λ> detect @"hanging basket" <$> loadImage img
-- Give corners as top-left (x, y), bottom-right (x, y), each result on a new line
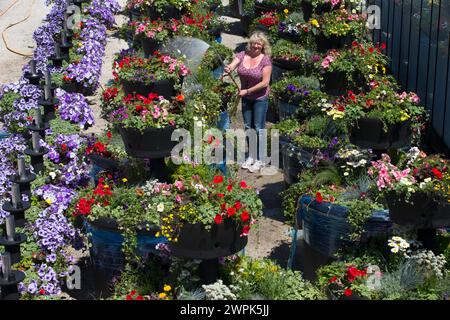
top-left (349, 118), bottom-right (412, 150)
top-left (169, 219), bottom-right (247, 260)
top-left (281, 144), bottom-right (314, 186)
top-left (119, 126), bottom-right (176, 158)
top-left (386, 192), bottom-right (450, 228)
top-left (121, 78), bottom-right (177, 100)
top-left (88, 154), bottom-right (120, 172)
top-left (299, 195), bottom-right (392, 257)
top-left (315, 34), bottom-right (353, 53)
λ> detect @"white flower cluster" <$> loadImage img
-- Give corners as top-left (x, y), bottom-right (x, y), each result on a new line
top-left (407, 250), bottom-right (447, 279)
top-left (335, 147), bottom-right (370, 176)
top-left (202, 280), bottom-right (237, 300)
top-left (387, 236), bottom-right (410, 254)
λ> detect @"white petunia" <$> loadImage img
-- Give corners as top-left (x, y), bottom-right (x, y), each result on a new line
top-left (157, 203), bottom-right (165, 212)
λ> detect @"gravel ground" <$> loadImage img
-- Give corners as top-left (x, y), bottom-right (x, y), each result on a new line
top-left (0, 0), bottom-right (295, 299)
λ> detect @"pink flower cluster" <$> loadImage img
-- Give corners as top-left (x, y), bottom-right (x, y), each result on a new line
top-left (368, 154), bottom-right (415, 191)
top-left (321, 50), bottom-right (340, 69)
top-left (397, 91), bottom-right (420, 104)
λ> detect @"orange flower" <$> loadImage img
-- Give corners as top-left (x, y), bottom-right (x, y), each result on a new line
top-left (176, 94), bottom-right (184, 102)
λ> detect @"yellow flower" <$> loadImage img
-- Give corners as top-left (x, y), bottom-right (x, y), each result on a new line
top-left (163, 285), bottom-right (171, 292)
top-left (400, 110), bottom-right (410, 121)
top-left (155, 232), bottom-right (160, 237)
top-left (310, 19), bottom-right (319, 28)
top-left (122, 178), bottom-right (128, 183)
top-left (159, 293), bottom-right (167, 299)
top-left (284, 8), bottom-right (289, 14)
top-left (45, 199), bottom-right (52, 205)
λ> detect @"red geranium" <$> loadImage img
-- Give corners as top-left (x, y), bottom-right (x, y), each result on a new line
top-left (214, 214), bottom-right (223, 224)
top-left (432, 167), bottom-right (443, 180)
top-left (234, 201), bottom-right (242, 210)
top-left (241, 211), bottom-right (249, 222)
top-left (213, 175), bottom-right (224, 184)
top-left (240, 180), bottom-right (247, 188)
top-left (315, 192), bottom-right (323, 203)
top-left (344, 288), bottom-right (353, 297)
top-left (227, 207), bottom-right (236, 217)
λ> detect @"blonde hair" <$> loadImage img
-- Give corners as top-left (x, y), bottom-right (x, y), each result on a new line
top-left (246, 31), bottom-right (272, 58)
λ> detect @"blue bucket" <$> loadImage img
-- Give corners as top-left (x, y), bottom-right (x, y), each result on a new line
top-left (299, 195), bottom-right (392, 257)
top-left (0, 131), bottom-right (10, 140)
top-left (85, 219), bottom-right (167, 275)
top-left (212, 65), bottom-right (224, 79)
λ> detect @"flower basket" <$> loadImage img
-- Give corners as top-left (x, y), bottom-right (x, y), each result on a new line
top-left (85, 217), bottom-right (166, 287)
top-left (140, 38), bottom-right (160, 58)
top-left (61, 81), bottom-right (95, 96)
top-left (349, 117), bottom-right (412, 150)
top-left (299, 195), bottom-right (392, 257)
top-left (169, 219), bottom-right (248, 259)
top-left (119, 126), bottom-right (176, 158)
top-left (315, 34), bottom-right (353, 53)
top-left (277, 98), bottom-right (302, 121)
top-left (121, 78), bottom-right (177, 99)
top-left (146, 4), bottom-right (185, 21)
top-left (273, 58), bottom-right (302, 71)
top-left (386, 192), bottom-right (450, 228)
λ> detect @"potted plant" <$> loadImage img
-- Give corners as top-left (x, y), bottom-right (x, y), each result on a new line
top-left (271, 75), bottom-right (322, 120)
top-left (70, 178), bottom-right (168, 278)
top-left (322, 79), bottom-right (426, 150)
top-left (250, 11), bottom-right (280, 36)
top-left (368, 150), bottom-right (450, 228)
top-left (315, 41), bottom-right (389, 95)
top-left (277, 11), bottom-right (314, 45)
top-left (114, 52), bottom-right (190, 98)
top-left (317, 260), bottom-right (374, 300)
top-left (101, 86), bottom-right (186, 158)
top-left (132, 18), bottom-right (170, 57)
top-left (145, 0), bottom-right (191, 20)
top-left (157, 174), bottom-right (263, 259)
top-left (272, 39), bottom-right (313, 71)
top-left (309, 8), bottom-right (366, 53)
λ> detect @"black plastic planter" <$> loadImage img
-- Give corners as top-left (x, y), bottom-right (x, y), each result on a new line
top-left (316, 34), bottom-right (352, 53)
top-left (229, 0), bottom-right (245, 18)
top-left (61, 81), bottom-right (95, 96)
top-left (349, 118), bottom-right (412, 150)
top-left (121, 78), bottom-right (177, 99)
top-left (278, 31), bottom-right (303, 43)
top-left (240, 15), bottom-right (252, 36)
top-left (169, 219), bottom-right (247, 260)
top-left (281, 144), bottom-right (313, 186)
top-left (277, 98), bottom-right (301, 121)
top-left (321, 70), bottom-right (349, 96)
top-left (273, 58), bottom-right (302, 71)
top-left (386, 192), bottom-right (450, 228)
top-left (119, 126), bottom-right (176, 159)
top-left (128, 8), bottom-right (143, 21)
top-left (146, 4), bottom-right (184, 21)
top-left (140, 38), bottom-right (160, 58)
top-left (88, 154), bottom-right (120, 172)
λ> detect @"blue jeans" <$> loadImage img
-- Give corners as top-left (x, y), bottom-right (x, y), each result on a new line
top-left (242, 97), bottom-right (268, 160)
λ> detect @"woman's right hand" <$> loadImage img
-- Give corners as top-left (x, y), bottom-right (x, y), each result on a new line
top-left (224, 65), bottom-right (231, 74)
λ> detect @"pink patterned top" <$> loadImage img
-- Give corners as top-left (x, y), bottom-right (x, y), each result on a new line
top-left (236, 51), bottom-right (272, 101)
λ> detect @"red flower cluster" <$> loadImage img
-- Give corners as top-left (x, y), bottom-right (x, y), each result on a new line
top-left (86, 141), bottom-right (112, 158)
top-left (126, 290), bottom-right (144, 300)
top-left (72, 178), bottom-right (113, 217)
top-left (103, 87), bottom-right (119, 102)
top-left (258, 12), bottom-right (279, 27)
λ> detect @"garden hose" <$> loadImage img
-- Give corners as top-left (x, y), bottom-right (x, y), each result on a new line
top-left (0, 0), bottom-right (19, 17)
top-left (2, 0), bottom-right (37, 57)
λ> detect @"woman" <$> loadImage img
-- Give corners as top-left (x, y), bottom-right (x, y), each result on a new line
top-left (224, 31), bottom-right (273, 173)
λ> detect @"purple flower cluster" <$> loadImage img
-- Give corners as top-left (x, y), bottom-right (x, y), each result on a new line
top-left (56, 89), bottom-right (95, 128)
top-left (0, 135), bottom-right (27, 220)
top-left (87, 0), bottom-right (121, 29)
top-left (286, 84), bottom-right (311, 97)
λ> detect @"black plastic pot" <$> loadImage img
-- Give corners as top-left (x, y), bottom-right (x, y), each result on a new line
top-left (277, 98), bottom-right (301, 121)
top-left (146, 4), bottom-right (184, 21)
top-left (282, 144), bottom-right (313, 186)
top-left (240, 15), bottom-right (252, 36)
top-left (140, 38), bottom-right (160, 58)
top-left (300, 1), bottom-right (313, 21)
top-left (273, 58), bottom-right (302, 71)
top-left (315, 34), bottom-right (353, 53)
top-left (321, 71), bottom-right (349, 96)
top-left (128, 8), bottom-right (143, 21)
top-left (169, 219), bottom-right (248, 260)
top-left (121, 78), bottom-right (177, 99)
top-left (119, 126), bottom-right (176, 158)
top-left (61, 81), bottom-right (95, 96)
top-left (254, 23), bottom-right (269, 33)
top-left (349, 118), bottom-right (412, 150)
top-left (229, 0), bottom-right (245, 18)
top-left (278, 31), bottom-right (303, 43)
top-left (254, 3), bottom-right (280, 16)
top-left (386, 192), bottom-right (450, 228)
top-left (88, 154), bottom-right (120, 171)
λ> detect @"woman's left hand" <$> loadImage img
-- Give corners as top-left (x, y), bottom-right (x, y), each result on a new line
top-left (238, 89), bottom-right (248, 97)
